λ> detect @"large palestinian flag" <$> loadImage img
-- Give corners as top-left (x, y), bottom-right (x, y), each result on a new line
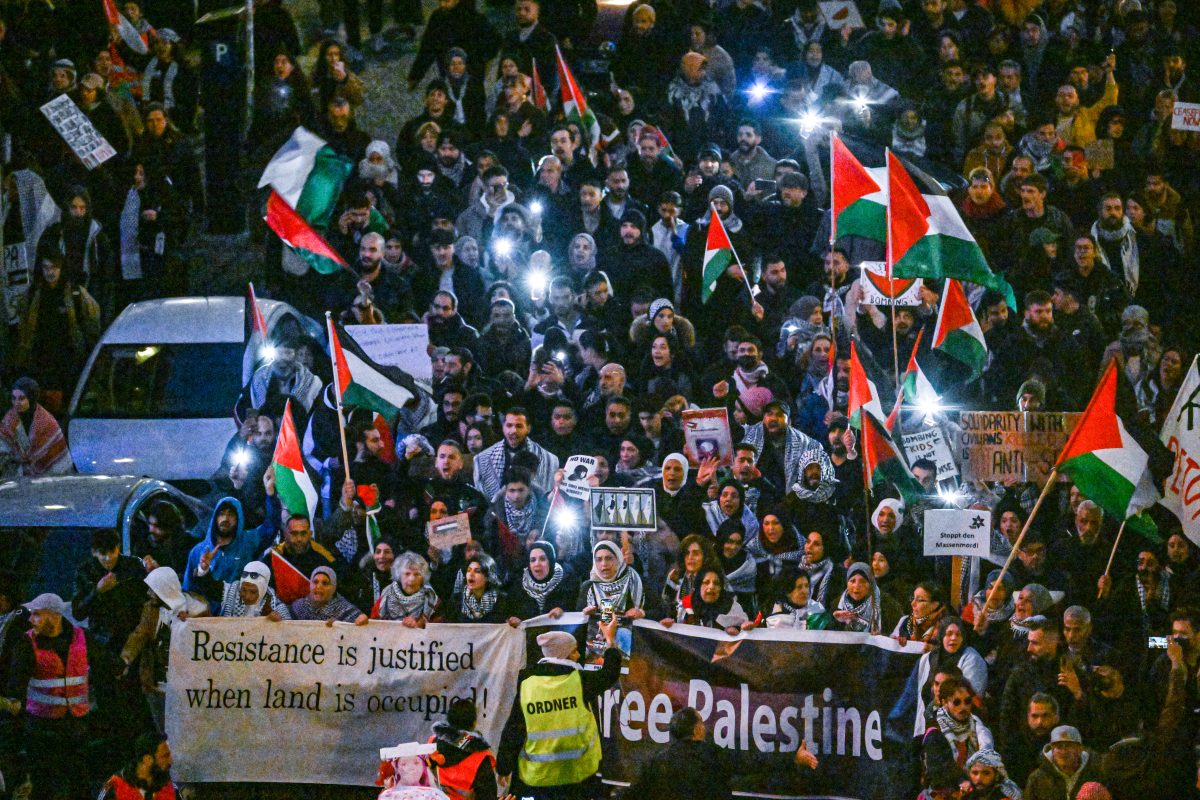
top-left (831, 134), bottom-right (887, 243)
top-left (931, 278), bottom-right (988, 379)
top-left (861, 410), bottom-right (924, 504)
top-left (1056, 361), bottom-right (1160, 539)
top-left (258, 127), bottom-right (353, 274)
top-left (848, 341), bottom-right (885, 430)
top-left (886, 151), bottom-right (1016, 308)
top-left (273, 400), bottom-right (318, 523)
top-left (329, 320), bottom-right (426, 422)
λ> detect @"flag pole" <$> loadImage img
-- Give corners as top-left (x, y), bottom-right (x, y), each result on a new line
top-left (712, 203), bottom-right (757, 306)
top-left (983, 469), bottom-right (1058, 610)
top-left (1097, 518), bottom-right (1128, 599)
top-left (829, 130), bottom-right (836, 248)
top-left (884, 148), bottom-right (901, 398)
top-left (325, 312), bottom-right (353, 486)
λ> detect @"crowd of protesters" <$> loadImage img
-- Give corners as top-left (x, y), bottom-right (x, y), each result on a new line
top-left (2, 0), bottom-right (1200, 797)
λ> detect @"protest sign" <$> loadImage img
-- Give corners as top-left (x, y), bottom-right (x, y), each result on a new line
top-left (956, 411), bottom-right (1078, 484)
top-left (2, 243), bottom-right (30, 325)
top-left (1161, 356), bottom-right (1200, 546)
top-left (819, 0), bottom-right (865, 29)
top-left (346, 324), bottom-right (433, 382)
top-left (426, 512), bottom-right (472, 549)
top-left (599, 622), bottom-right (922, 799)
top-left (166, 618), bottom-right (523, 785)
top-left (39, 94), bottom-right (117, 169)
top-left (923, 509), bottom-right (992, 557)
top-left (561, 454), bottom-right (598, 500)
top-left (681, 408), bottom-right (733, 466)
top-left (589, 487), bottom-right (657, 532)
top-left (1172, 101), bottom-right (1200, 132)
top-left (901, 426), bottom-right (958, 480)
top-left (858, 261), bottom-right (923, 306)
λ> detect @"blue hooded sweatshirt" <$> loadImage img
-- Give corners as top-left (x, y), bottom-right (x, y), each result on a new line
top-left (184, 497), bottom-right (274, 603)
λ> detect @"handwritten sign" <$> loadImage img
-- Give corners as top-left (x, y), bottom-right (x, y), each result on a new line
top-left (345, 324), bottom-right (432, 382)
top-left (561, 454), bottom-right (597, 500)
top-left (1172, 101), bottom-right (1200, 132)
top-left (681, 408), bottom-right (733, 467)
top-left (425, 512), bottom-right (471, 549)
top-left (858, 261), bottom-right (923, 306)
top-left (1161, 356), bottom-right (1200, 545)
top-left (39, 94), bottom-right (116, 169)
top-left (956, 411), bottom-right (1079, 484)
top-left (923, 509), bottom-right (991, 557)
top-left (819, 0), bottom-right (865, 30)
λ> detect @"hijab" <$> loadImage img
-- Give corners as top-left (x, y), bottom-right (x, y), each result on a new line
top-left (872, 498), bottom-right (905, 534)
top-left (232, 561), bottom-right (272, 617)
top-left (661, 452), bottom-right (689, 496)
top-left (838, 562), bottom-right (882, 634)
top-left (522, 540), bottom-right (566, 613)
top-left (569, 233), bottom-right (597, 273)
top-left (716, 518), bottom-right (749, 573)
top-left (972, 568), bottom-right (1016, 624)
top-left (586, 540), bottom-right (644, 611)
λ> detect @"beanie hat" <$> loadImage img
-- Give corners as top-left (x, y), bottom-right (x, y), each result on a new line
top-left (708, 184), bottom-right (734, 206)
top-left (648, 298), bottom-right (674, 321)
top-left (739, 386), bottom-right (774, 418)
top-left (620, 208), bottom-right (647, 231)
top-left (536, 631), bottom-right (577, 660)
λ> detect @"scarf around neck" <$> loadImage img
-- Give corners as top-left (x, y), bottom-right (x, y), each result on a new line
top-left (1091, 218), bottom-right (1139, 294)
top-left (522, 563), bottom-right (565, 612)
top-left (460, 587), bottom-right (498, 619)
top-left (379, 582), bottom-right (439, 620)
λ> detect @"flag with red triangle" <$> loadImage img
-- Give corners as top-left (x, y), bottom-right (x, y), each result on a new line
top-left (1055, 362), bottom-right (1159, 539)
top-left (270, 550), bottom-right (311, 604)
top-left (644, 124), bottom-right (678, 165)
top-left (886, 150), bottom-right (1015, 308)
top-left (701, 206), bottom-right (738, 303)
top-left (242, 282), bottom-right (270, 386)
top-left (848, 341), bottom-right (885, 430)
top-left (818, 333), bottom-right (837, 410)
top-left (831, 134), bottom-right (886, 243)
top-left (272, 400), bottom-right (319, 523)
top-left (555, 47), bottom-right (602, 161)
top-left (861, 411), bottom-right (924, 504)
top-left (885, 330), bottom-right (941, 430)
top-left (931, 278), bottom-right (988, 379)
top-left (264, 189), bottom-right (348, 275)
top-left (103, 0), bottom-right (150, 54)
top-left (329, 319), bottom-right (423, 421)
top-left (531, 58), bottom-right (549, 112)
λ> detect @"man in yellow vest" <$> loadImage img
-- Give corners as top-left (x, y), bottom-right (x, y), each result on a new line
top-left (497, 616), bottom-right (620, 799)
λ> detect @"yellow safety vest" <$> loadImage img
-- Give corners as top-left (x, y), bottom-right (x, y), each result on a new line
top-left (517, 670), bottom-right (601, 787)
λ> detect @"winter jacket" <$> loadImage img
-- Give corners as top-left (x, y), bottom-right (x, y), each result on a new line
top-left (1023, 747), bottom-right (1102, 800)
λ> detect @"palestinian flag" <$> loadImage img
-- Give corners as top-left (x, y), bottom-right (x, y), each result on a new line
top-left (270, 551), bottom-right (311, 604)
top-left (329, 320), bottom-right (425, 422)
top-left (886, 151), bottom-right (1016, 308)
top-left (931, 278), bottom-right (988, 380)
top-left (555, 47), bottom-right (601, 159)
top-left (103, 0), bottom-right (150, 54)
top-left (242, 282), bottom-right (269, 386)
top-left (848, 341), bottom-right (885, 430)
top-left (644, 124), bottom-right (678, 165)
top-left (258, 127), bottom-right (354, 274)
top-left (273, 400), bottom-right (319, 523)
top-left (1055, 362), bottom-right (1160, 539)
top-left (831, 134), bottom-right (886, 243)
top-left (701, 206), bottom-right (737, 303)
top-left (861, 411), bottom-right (924, 504)
top-left (886, 330), bottom-right (940, 430)
top-left (531, 59), bottom-right (549, 112)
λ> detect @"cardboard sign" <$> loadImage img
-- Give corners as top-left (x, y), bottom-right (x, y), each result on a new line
top-left (589, 487), bottom-right (657, 532)
top-left (39, 94), bottom-right (117, 169)
top-left (1161, 356), bottom-right (1200, 545)
top-left (956, 411), bottom-right (1079, 484)
top-left (425, 512), bottom-right (471, 549)
top-left (681, 408), bottom-right (733, 467)
top-left (819, 0), bottom-right (865, 30)
top-left (923, 509), bottom-right (992, 557)
top-left (345, 324), bottom-right (432, 382)
top-left (561, 455), bottom-right (598, 500)
top-left (902, 426), bottom-right (959, 480)
top-left (1172, 101), bottom-right (1200, 132)
top-left (858, 261), bottom-right (923, 306)
top-left (2, 243), bottom-right (30, 325)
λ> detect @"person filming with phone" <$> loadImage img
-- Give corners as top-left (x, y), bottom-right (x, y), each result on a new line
top-left (496, 616), bottom-right (621, 799)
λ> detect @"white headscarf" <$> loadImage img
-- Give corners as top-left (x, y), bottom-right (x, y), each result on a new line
top-left (238, 561), bottom-right (272, 616)
top-left (146, 566), bottom-right (208, 628)
top-left (871, 498), bottom-right (905, 533)
top-left (662, 453), bottom-right (689, 495)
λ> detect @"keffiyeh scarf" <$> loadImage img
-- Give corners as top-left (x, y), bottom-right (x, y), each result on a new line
top-left (521, 564), bottom-right (565, 613)
top-left (460, 588), bottom-right (498, 620)
top-left (378, 583), bottom-right (439, 621)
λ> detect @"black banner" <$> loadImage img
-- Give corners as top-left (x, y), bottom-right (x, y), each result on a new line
top-left (593, 622), bottom-right (923, 799)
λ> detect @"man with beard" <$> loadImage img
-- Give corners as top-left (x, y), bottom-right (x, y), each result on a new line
top-left (1048, 147), bottom-right (1099, 228)
top-left (419, 230), bottom-right (487, 327)
top-left (729, 120), bottom-right (777, 187)
top-left (99, 733), bottom-right (176, 800)
top-left (238, 334), bottom-right (323, 423)
top-left (752, 254), bottom-right (801, 348)
top-left (39, 187), bottom-right (114, 310)
top-left (534, 277), bottom-right (590, 344)
top-left (998, 620), bottom-right (1080, 760)
top-left (473, 408), bottom-right (560, 499)
top-left (184, 497), bottom-right (273, 605)
top-left (998, 174), bottom-right (1073, 274)
top-left (426, 287), bottom-right (482, 353)
top-left (1001, 693), bottom-right (1061, 786)
top-left (434, 130), bottom-right (471, 192)
top-left (1052, 54), bottom-right (1117, 148)
top-left (263, 513), bottom-right (341, 587)
top-left (824, 413), bottom-right (862, 516)
top-left (739, 401), bottom-right (833, 502)
top-left (1054, 235), bottom-right (1129, 335)
top-left (327, 190), bottom-right (387, 266)
top-left (590, 396), bottom-right (636, 465)
top-left (627, 131), bottom-right (682, 209)
top-left (804, 248), bottom-right (857, 322)
top-left (475, 298), bottom-right (532, 379)
top-left (330, 232), bottom-right (413, 321)
top-left (602, 210), bottom-right (672, 301)
top-left (404, 440), bottom-right (488, 538)
top-left (728, 442), bottom-right (782, 515)
top-left (749, 173), bottom-right (823, 285)
top-left (600, 164), bottom-right (646, 232)
top-left (988, 290), bottom-right (1083, 409)
top-left (421, 385), bottom-right (466, 445)
top-left (1099, 548), bottom-right (1175, 643)
top-left (549, 124), bottom-right (596, 195)
top-left (316, 96), bottom-right (371, 162)
top-left (1091, 192), bottom-right (1142, 302)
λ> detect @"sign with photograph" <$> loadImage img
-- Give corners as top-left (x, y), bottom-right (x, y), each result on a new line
top-left (589, 487), bottom-right (657, 532)
top-left (39, 94), bottom-right (117, 169)
top-left (561, 454), bottom-right (598, 500)
top-left (426, 512), bottom-right (472, 549)
top-left (681, 408), bottom-right (733, 467)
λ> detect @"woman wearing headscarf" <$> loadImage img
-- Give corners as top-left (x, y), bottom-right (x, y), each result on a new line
top-left (446, 552), bottom-right (507, 623)
top-left (871, 538), bottom-right (910, 610)
top-left (661, 567), bottom-right (751, 635)
top-left (0, 378), bottom-right (72, 478)
top-left (892, 581), bottom-right (949, 646)
top-left (964, 569), bottom-right (1016, 666)
top-left (716, 519), bottom-right (757, 611)
top-left (506, 540), bottom-right (578, 622)
top-left (869, 498), bottom-right (917, 576)
top-left (800, 528), bottom-right (844, 610)
top-left (764, 566), bottom-right (833, 630)
top-left (481, 467), bottom-right (549, 584)
top-left (356, 141), bottom-right (403, 226)
top-left (578, 540), bottom-right (646, 618)
top-left (834, 562), bottom-right (901, 634)
top-left (662, 534), bottom-right (721, 620)
top-left (376, 551), bottom-right (440, 626)
top-left (703, 480), bottom-right (760, 539)
top-left (656, 452), bottom-right (705, 537)
top-left (567, 232), bottom-right (597, 277)
top-left (749, 507), bottom-right (806, 605)
top-left (289, 566), bottom-right (368, 624)
top-left (347, 537), bottom-right (400, 615)
top-left (611, 434), bottom-right (659, 487)
top-left (219, 561), bottom-right (291, 619)
top-left (913, 616), bottom-right (988, 736)
top-left (962, 748), bottom-right (1022, 800)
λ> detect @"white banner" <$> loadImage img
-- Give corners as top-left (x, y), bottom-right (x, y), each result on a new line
top-left (858, 261), bottom-right (923, 306)
top-left (346, 324), bottom-right (433, 382)
top-left (1171, 101), bottom-right (1200, 132)
top-left (1161, 355), bottom-right (1200, 546)
top-left (165, 618), bottom-right (523, 785)
top-left (923, 509), bottom-right (991, 557)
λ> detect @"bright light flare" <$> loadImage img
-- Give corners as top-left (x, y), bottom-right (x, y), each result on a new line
top-left (232, 448), bottom-right (251, 468)
top-left (526, 268), bottom-right (549, 294)
top-left (552, 507), bottom-right (578, 530)
top-left (798, 110), bottom-right (826, 136)
top-left (260, 344), bottom-right (278, 362)
top-left (915, 398), bottom-right (945, 419)
top-left (529, 200), bottom-right (544, 216)
top-left (493, 237), bottom-right (514, 258)
top-left (746, 82), bottom-right (772, 105)
top-left (936, 484), bottom-right (966, 506)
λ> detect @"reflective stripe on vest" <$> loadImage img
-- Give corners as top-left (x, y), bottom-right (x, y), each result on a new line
top-left (517, 671), bottom-right (601, 787)
top-left (432, 748), bottom-right (496, 800)
top-left (25, 626), bottom-right (90, 719)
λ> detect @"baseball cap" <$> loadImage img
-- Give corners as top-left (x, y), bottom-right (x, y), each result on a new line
top-left (24, 593), bottom-right (68, 616)
top-left (1049, 725), bottom-right (1082, 745)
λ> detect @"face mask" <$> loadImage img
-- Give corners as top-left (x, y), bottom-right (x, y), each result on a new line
top-left (736, 355), bottom-right (758, 370)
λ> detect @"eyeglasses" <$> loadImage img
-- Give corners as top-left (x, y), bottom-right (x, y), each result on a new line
top-left (947, 697), bottom-right (971, 707)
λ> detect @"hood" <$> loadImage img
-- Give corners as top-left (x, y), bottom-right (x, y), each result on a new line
top-left (206, 495), bottom-right (246, 546)
top-left (1040, 744), bottom-right (1090, 779)
top-left (146, 566), bottom-right (188, 615)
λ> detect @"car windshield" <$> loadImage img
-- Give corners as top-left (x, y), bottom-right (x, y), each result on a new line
top-left (75, 343), bottom-right (243, 419)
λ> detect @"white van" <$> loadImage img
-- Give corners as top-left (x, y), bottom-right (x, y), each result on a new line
top-left (67, 296), bottom-right (323, 486)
